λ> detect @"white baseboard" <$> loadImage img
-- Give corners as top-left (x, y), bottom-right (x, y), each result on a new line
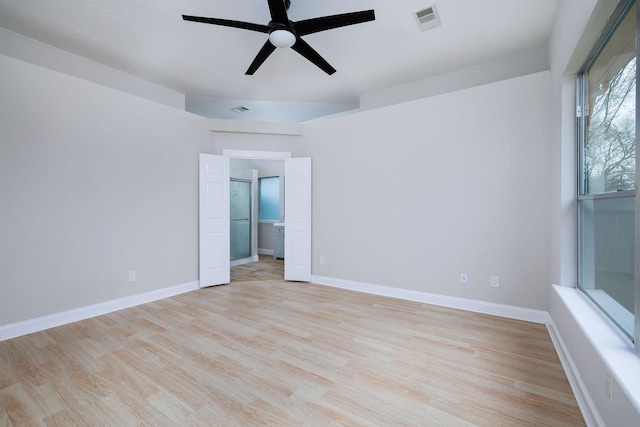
top-left (258, 248), bottom-right (274, 256)
top-left (230, 255), bottom-right (259, 267)
top-left (311, 275), bottom-right (550, 324)
top-left (546, 317), bottom-right (602, 427)
top-left (0, 280), bottom-right (200, 341)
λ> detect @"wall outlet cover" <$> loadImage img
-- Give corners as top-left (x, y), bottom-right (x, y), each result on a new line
top-left (491, 276), bottom-right (500, 288)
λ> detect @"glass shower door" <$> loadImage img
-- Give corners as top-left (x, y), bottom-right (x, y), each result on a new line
top-left (230, 179), bottom-right (251, 260)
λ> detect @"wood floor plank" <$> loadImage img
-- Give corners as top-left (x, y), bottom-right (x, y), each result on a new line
top-left (0, 259), bottom-right (585, 426)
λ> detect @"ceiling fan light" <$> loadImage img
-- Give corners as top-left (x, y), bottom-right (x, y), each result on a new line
top-left (269, 30), bottom-right (296, 48)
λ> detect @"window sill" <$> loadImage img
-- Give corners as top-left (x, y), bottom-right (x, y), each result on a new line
top-left (583, 288), bottom-right (634, 337)
top-left (552, 284), bottom-right (640, 415)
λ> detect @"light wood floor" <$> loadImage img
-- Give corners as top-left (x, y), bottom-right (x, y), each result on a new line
top-left (0, 277), bottom-right (585, 426)
top-left (231, 256), bottom-right (284, 282)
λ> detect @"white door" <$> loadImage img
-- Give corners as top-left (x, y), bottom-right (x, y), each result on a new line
top-left (284, 157), bottom-right (312, 282)
top-left (199, 154), bottom-right (230, 287)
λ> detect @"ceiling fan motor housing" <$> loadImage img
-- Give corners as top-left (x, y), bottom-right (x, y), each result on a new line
top-left (269, 21), bottom-right (294, 34)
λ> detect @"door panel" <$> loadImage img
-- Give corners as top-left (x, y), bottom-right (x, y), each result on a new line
top-left (199, 154), bottom-right (230, 287)
top-left (284, 158), bottom-right (311, 282)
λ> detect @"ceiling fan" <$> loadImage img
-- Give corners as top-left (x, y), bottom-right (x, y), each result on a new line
top-left (182, 0), bottom-right (375, 75)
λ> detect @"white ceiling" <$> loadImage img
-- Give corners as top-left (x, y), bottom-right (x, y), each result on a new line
top-left (0, 0), bottom-right (560, 121)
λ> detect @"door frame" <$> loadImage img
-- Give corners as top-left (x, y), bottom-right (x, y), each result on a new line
top-left (223, 149), bottom-right (311, 281)
top-left (223, 150), bottom-right (292, 161)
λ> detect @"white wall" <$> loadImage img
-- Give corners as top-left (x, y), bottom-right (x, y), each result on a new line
top-left (361, 49), bottom-right (549, 111)
top-left (306, 71), bottom-right (552, 311)
top-left (0, 28), bottom-right (185, 110)
top-left (210, 132), bottom-right (311, 157)
top-left (0, 53), bottom-right (214, 326)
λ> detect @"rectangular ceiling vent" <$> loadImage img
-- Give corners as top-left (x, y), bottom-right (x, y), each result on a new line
top-left (231, 105), bottom-right (250, 113)
top-left (414, 4), bottom-right (441, 31)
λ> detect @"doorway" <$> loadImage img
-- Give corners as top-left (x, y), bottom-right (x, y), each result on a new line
top-left (230, 158), bottom-right (284, 281)
top-left (199, 151), bottom-right (311, 288)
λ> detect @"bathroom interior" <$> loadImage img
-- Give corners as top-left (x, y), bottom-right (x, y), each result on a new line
top-left (230, 158), bottom-right (285, 279)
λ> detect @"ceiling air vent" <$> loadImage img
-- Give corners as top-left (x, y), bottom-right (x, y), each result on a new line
top-left (231, 105), bottom-right (250, 113)
top-left (414, 4), bottom-right (441, 31)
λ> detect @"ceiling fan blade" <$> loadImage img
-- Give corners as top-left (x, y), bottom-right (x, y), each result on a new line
top-left (246, 41), bottom-right (277, 75)
top-left (267, 0), bottom-right (289, 23)
top-left (182, 15), bottom-right (269, 33)
top-left (291, 38), bottom-right (336, 75)
top-left (295, 10), bottom-right (375, 36)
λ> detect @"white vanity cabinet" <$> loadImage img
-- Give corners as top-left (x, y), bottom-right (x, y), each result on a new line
top-left (273, 223), bottom-right (284, 259)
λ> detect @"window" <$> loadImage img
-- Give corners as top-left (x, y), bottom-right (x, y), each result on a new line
top-left (577, 0), bottom-right (638, 348)
top-left (259, 177), bottom-right (280, 221)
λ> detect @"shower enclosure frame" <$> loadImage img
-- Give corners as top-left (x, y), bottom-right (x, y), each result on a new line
top-left (230, 169), bottom-right (259, 267)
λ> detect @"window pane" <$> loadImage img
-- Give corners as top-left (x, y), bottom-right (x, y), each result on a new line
top-left (578, 196), bottom-right (636, 337)
top-left (578, 1), bottom-right (637, 346)
top-left (259, 177), bottom-right (279, 221)
top-left (583, 6), bottom-right (636, 195)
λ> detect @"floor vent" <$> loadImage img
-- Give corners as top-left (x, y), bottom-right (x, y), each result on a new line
top-left (414, 4), bottom-right (441, 31)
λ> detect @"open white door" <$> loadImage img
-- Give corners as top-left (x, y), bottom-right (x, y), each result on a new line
top-left (199, 154), bottom-right (230, 287)
top-left (284, 157), bottom-right (312, 282)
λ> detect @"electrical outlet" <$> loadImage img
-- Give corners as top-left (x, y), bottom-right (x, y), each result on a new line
top-left (319, 256), bottom-right (325, 265)
top-left (460, 273), bottom-right (468, 284)
top-left (128, 270), bottom-right (136, 282)
top-left (491, 275), bottom-right (500, 288)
